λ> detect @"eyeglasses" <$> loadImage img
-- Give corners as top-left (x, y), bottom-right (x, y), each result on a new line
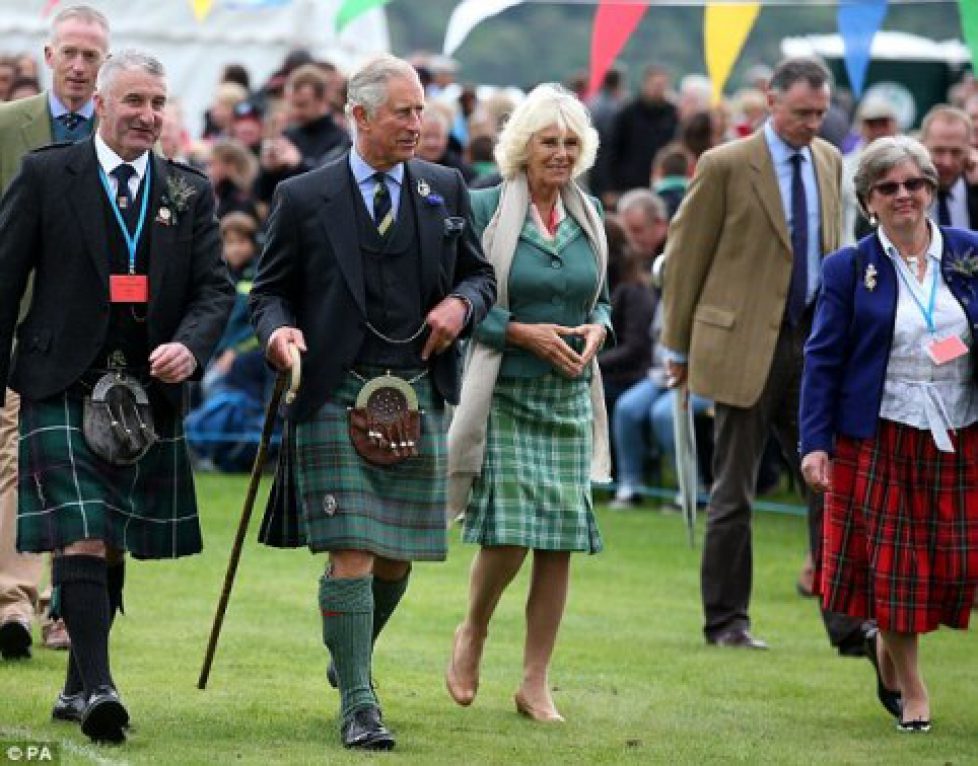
top-left (872, 177), bottom-right (931, 196)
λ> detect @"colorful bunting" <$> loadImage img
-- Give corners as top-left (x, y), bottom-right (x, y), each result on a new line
top-left (837, 0), bottom-right (888, 98)
top-left (336, 0), bottom-right (393, 33)
top-left (588, 1), bottom-right (650, 97)
top-left (959, 0), bottom-right (978, 66)
top-left (41, 0), bottom-right (61, 16)
top-left (443, 0), bottom-right (525, 56)
top-left (704, 2), bottom-right (760, 103)
top-left (188, 0), bottom-right (215, 22)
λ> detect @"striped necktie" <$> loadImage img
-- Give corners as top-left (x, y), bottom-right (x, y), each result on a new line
top-left (372, 172), bottom-right (393, 236)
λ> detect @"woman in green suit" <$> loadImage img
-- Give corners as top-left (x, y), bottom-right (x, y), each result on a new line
top-left (446, 84), bottom-right (612, 722)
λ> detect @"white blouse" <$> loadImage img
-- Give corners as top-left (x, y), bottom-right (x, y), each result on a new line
top-left (878, 222), bottom-right (978, 451)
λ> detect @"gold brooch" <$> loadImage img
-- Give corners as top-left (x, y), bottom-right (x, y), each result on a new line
top-left (864, 263), bottom-right (877, 291)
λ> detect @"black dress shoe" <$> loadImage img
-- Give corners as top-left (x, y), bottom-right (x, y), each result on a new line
top-left (81, 685), bottom-right (129, 743)
top-left (0, 620), bottom-right (32, 660)
top-left (52, 690), bottom-right (87, 722)
top-left (707, 628), bottom-right (769, 650)
top-left (864, 628), bottom-right (902, 719)
top-left (341, 705), bottom-right (395, 751)
top-left (896, 718), bottom-right (932, 733)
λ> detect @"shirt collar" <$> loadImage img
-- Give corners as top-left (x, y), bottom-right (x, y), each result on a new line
top-left (763, 119), bottom-right (812, 165)
top-left (877, 217), bottom-right (944, 264)
top-left (349, 145), bottom-right (404, 188)
top-left (94, 133), bottom-right (150, 182)
top-left (48, 90), bottom-right (96, 121)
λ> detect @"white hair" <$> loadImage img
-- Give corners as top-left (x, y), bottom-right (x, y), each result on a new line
top-left (494, 83), bottom-right (598, 180)
top-left (96, 49), bottom-right (166, 96)
top-left (345, 54), bottom-right (419, 120)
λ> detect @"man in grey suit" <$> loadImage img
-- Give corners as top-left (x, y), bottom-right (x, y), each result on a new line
top-left (0, 4), bottom-right (109, 661)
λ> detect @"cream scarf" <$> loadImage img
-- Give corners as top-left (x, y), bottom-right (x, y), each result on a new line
top-left (446, 173), bottom-right (612, 515)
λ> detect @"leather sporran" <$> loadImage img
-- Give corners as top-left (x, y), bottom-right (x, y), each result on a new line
top-left (348, 373), bottom-right (421, 466)
top-left (82, 373), bottom-right (158, 466)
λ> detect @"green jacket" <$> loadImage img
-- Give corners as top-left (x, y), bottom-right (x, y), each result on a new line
top-left (469, 185), bottom-right (613, 377)
top-left (0, 92), bottom-right (53, 196)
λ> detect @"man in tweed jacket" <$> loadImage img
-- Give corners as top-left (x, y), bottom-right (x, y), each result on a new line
top-left (250, 54), bottom-right (495, 751)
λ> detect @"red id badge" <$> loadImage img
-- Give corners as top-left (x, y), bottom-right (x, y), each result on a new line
top-left (925, 334), bottom-right (969, 365)
top-left (109, 274), bottom-right (149, 303)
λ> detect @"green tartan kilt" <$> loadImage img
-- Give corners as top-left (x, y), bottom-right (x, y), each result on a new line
top-left (17, 393), bottom-right (201, 559)
top-left (294, 369), bottom-right (448, 561)
top-left (463, 373), bottom-right (603, 553)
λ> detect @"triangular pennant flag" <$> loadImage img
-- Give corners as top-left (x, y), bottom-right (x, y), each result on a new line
top-left (336, 0), bottom-right (393, 33)
top-left (588, 1), bottom-right (650, 98)
top-left (837, 0), bottom-right (889, 99)
top-left (443, 0), bottom-right (525, 57)
top-left (704, 2), bottom-right (761, 104)
top-left (189, 0), bottom-right (215, 22)
top-left (958, 0), bottom-right (978, 67)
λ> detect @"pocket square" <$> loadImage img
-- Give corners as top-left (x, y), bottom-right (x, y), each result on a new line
top-left (444, 216), bottom-right (465, 236)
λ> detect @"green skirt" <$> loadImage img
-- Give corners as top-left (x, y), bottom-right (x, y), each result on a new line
top-left (294, 369), bottom-right (448, 561)
top-left (17, 393), bottom-right (201, 559)
top-left (463, 373), bottom-right (603, 553)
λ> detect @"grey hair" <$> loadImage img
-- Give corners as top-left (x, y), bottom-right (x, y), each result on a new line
top-left (617, 188), bottom-right (667, 223)
top-left (345, 54), bottom-right (419, 120)
top-left (769, 57), bottom-right (831, 95)
top-left (50, 4), bottom-right (109, 43)
top-left (920, 104), bottom-right (974, 144)
top-left (854, 136), bottom-right (938, 215)
top-left (494, 83), bottom-right (599, 180)
top-left (96, 49), bottom-right (166, 96)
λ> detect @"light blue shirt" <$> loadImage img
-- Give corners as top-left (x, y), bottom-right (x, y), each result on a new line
top-left (763, 120), bottom-right (821, 305)
top-left (48, 91), bottom-right (96, 121)
top-left (349, 146), bottom-right (404, 223)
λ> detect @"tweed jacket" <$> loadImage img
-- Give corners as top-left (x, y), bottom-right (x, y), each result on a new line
top-left (0, 139), bottom-right (235, 410)
top-left (0, 92), bottom-right (53, 195)
top-left (800, 227), bottom-right (978, 457)
top-left (661, 128), bottom-right (842, 408)
top-left (249, 151), bottom-right (497, 421)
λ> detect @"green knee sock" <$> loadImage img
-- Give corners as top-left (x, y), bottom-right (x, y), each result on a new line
top-left (372, 568), bottom-right (410, 645)
top-left (320, 575), bottom-right (376, 718)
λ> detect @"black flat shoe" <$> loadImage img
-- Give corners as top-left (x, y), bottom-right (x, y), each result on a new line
top-left (0, 620), bottom-right (32, 660)
top-left (864, 628), bottom-right (902, 719)
top-left (341, 705), bottom-right (394, 751)
top-left (896, 718), bottom-right (932, 733)
top-left (51, 690), bottom-right (87, 722)
top-left (81, 685), bottom-right (129, 743)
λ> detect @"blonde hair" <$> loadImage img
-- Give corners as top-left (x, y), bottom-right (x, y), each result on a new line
top-left (494, 83), bottom-right (598, 180)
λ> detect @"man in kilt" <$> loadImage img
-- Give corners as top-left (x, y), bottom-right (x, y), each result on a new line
top-left (249, 54), bottom-right (495, 751)
top-left (0, 50), bottom-right (233, 742)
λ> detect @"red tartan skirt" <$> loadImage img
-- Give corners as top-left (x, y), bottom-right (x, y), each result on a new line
top-left (816, 419), bottom-right (978, 633)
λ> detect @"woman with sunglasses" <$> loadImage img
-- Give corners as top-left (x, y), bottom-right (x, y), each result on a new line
top-left (800, 135), bottom-right (978, 734)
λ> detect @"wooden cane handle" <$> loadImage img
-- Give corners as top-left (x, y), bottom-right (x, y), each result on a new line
top-left (285, 344), bottom-right (301, 405)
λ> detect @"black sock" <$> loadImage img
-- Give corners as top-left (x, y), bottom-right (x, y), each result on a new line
top-left (63, 561), bottom-right (125, 695)
top-left (372, 568), bottom-right (410, 644)
top-left (53, 556), bottom-right (112, 695)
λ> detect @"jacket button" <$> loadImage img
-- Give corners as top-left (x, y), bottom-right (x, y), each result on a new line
top-left (551, 259), bottom-right (562, 269)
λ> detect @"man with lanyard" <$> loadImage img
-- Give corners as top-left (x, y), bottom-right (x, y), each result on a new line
top-left (0, 49), bottom-right (233, 743)
top-left (250, 54), bottom-right (495, 751)
top-left (0, 4), bottom-right (109, 661)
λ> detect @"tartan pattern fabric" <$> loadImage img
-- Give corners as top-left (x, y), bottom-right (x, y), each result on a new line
top-left (17, 393), bottom-right (201, 559)
top-left (293, 369), bottom-right (448, 561)
top-left (818, 419), bottom-right (978, 632)
top-left (463, 373), bottom-right (603, 553)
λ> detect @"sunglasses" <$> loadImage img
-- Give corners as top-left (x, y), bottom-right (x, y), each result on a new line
top-left (872, 177), bottom-right (931, 196)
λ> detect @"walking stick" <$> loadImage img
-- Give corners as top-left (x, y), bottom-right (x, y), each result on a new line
top-left (198, 345), bottom-right (300, 690)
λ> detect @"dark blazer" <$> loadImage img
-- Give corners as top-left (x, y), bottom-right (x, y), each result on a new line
top-left (800, 226), bottom-right (978, 457)
top-left (249, 152), bottom-right (496, 421)
top-left (0, 139), bottom-right (235, 409)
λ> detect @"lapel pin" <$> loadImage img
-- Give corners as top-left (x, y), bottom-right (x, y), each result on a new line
top-left (864, 263), bottom-right (877, 291)
top-left (156, 207), bottom-right (172, 225)
top-left (417, 179), bottom-right (430, 198)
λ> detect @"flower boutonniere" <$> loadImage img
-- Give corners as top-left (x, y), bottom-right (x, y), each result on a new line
top-left (948, 247), bottom-right (978, 279)
top-left (417, 178), bottom-right (443, 207)
top-left (863, 263), bottom-right (878, 291)
top-left (158, 173), bottom-right (197, 225)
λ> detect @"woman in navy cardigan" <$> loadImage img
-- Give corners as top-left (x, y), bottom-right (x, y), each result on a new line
top-left (800, 136), bottom-right (978, 734)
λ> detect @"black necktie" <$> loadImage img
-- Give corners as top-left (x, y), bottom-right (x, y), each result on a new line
top-left (58, 112), bottom-right (84, 132)
top-left (372, 172), bottom-right (393, 236)
top-left (111, 164), bottom-right (138, 235)
top-left (937, 190), bottom-right (952, 227)
top-left (787, 153), bottom-right (809, 326)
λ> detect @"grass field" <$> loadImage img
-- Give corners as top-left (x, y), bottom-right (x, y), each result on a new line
top-left (1, 474), bottom-right (975, 765)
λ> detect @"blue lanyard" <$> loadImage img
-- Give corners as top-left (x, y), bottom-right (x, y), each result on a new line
top-left (895, 255), bottom-right (939, 334)
top-left (98, 162), bottom-right (151, 275)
